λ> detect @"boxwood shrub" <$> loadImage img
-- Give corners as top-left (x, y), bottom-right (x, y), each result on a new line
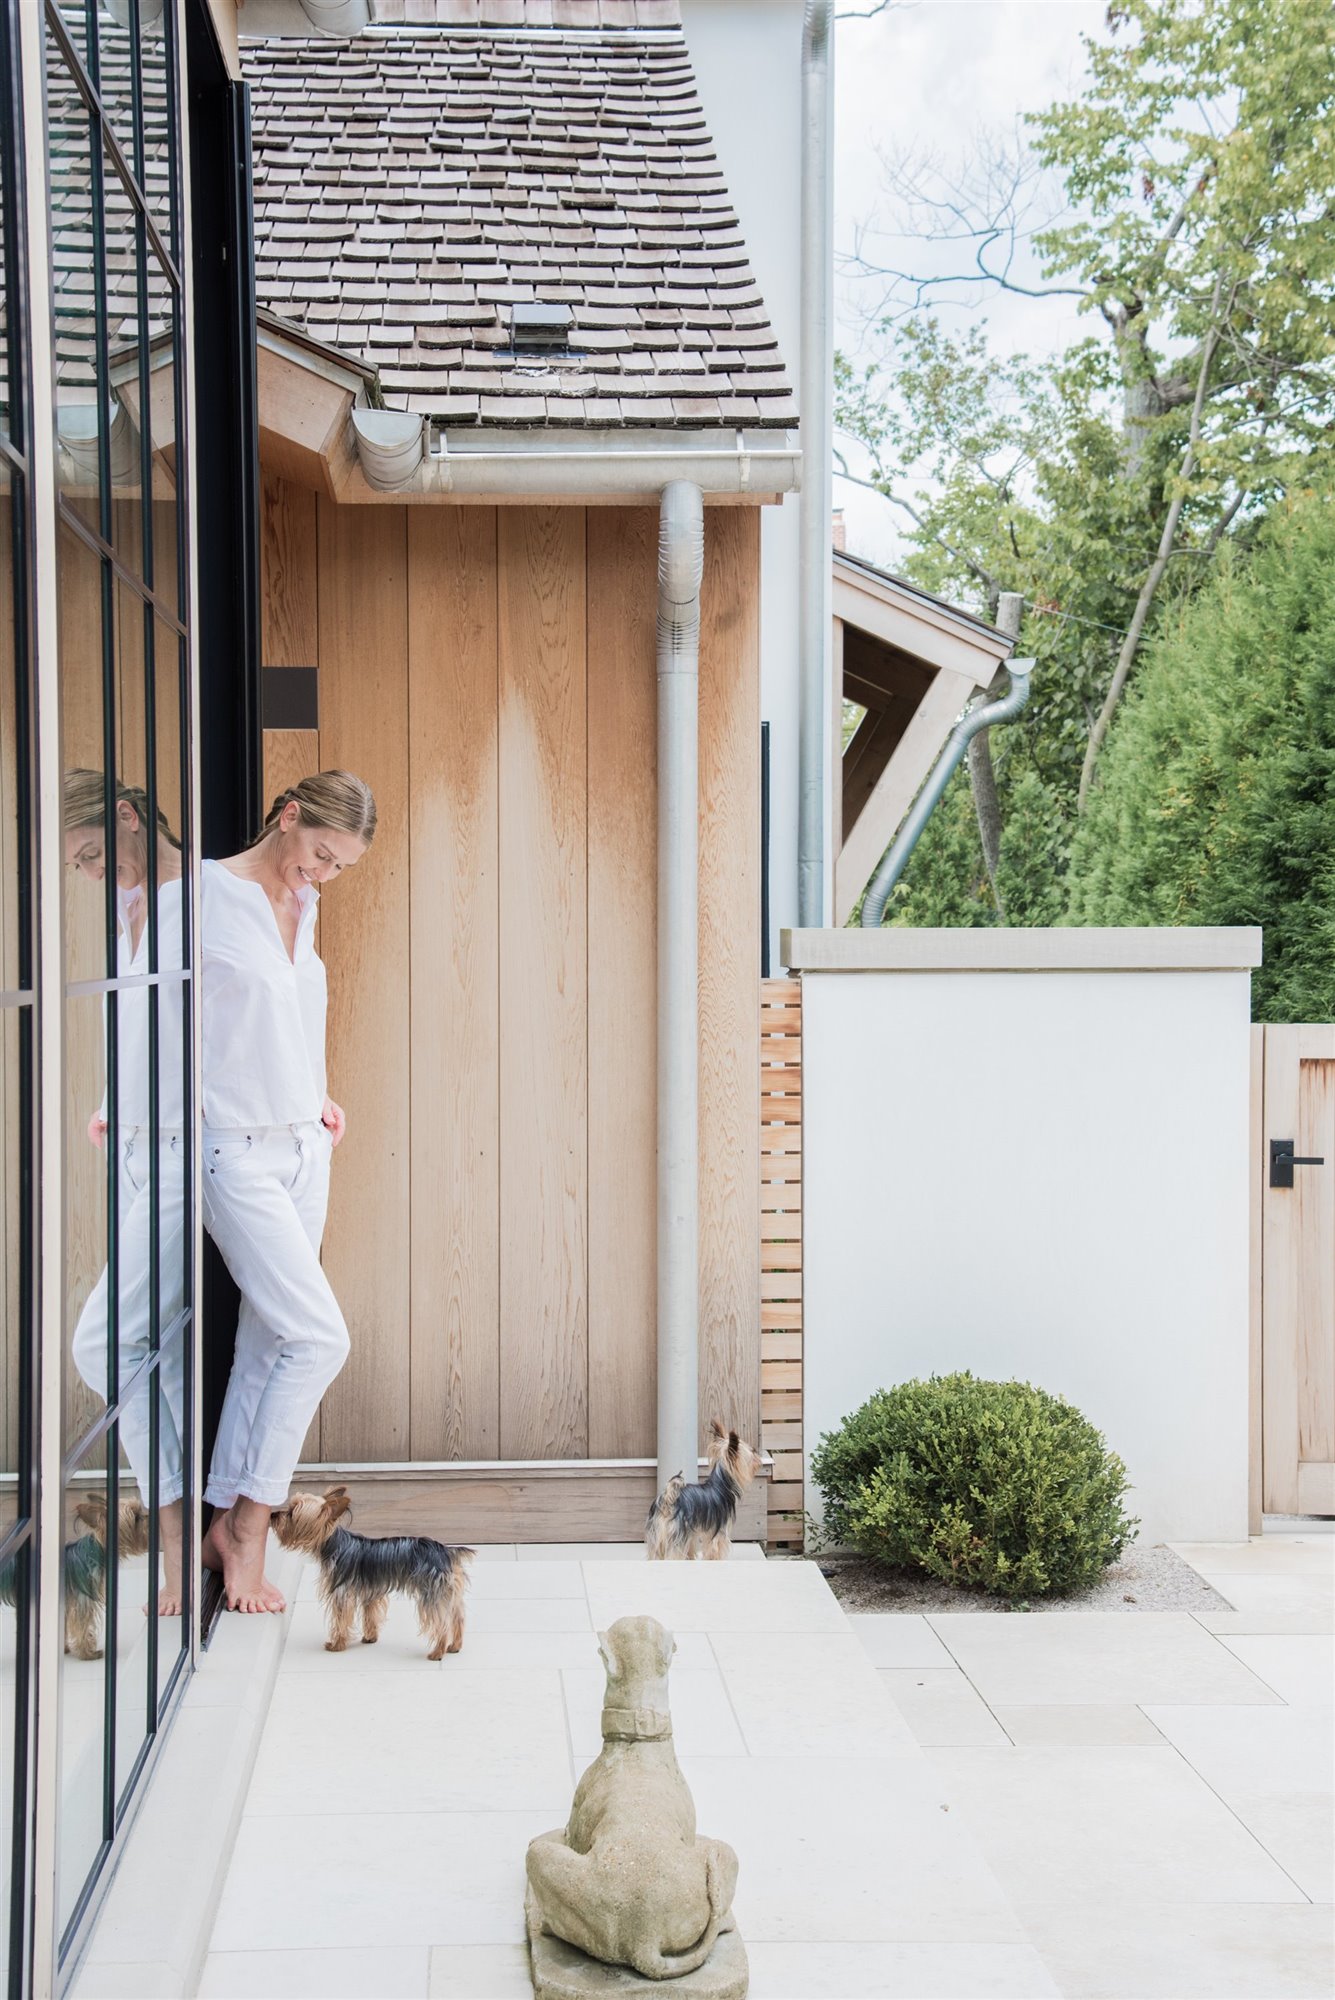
top-left (810, 1372), bottom-right (1138, 1600)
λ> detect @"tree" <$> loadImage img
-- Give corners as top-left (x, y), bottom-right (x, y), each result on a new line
top-left (1066, 483), bottom-right (1335, 1022)
top-left (838, 0), bottom-right (1335, 921)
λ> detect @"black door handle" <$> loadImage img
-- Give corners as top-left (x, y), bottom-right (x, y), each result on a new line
top-left (1270, 1139), bottom-right (1327, 1189)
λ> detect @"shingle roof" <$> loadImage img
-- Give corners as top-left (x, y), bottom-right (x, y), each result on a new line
top-left (44, 22), bottom-right (175, 400)
top-left (377, 1), bottom-right (680, 22)
top-left (243, 29), bottom-right (796, 429)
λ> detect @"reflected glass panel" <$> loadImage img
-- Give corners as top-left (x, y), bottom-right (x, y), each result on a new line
top-left (138, 4), bottom-right (173, 255)
top-left (111, 1429), bottom-right (150, 1811)
top-left (0, 110), bottom-right (13, 447)
top-left (0, 1528), bottom-right (23, 1966)
top-left (47, 47), bottom-right (104, 538)
top-left (1, 455), bottom-right (20, 997)
top-left (1, 1007), bottom-right (22, 1498)
top-left (90, 0), bottom-right (138, 182)
top-left (64, 994), bottom-right (110, 1457)
top-left (101, 154), bottom-right (146, 585)
top-left (143, 264), bottom-right (179, 623)
top-left (49, 0), bottom-right (92, 92)
top-left (56, 1463), bottom-right (109, 1940)
top-left (58, 522), bottom-right (110, 988)
top-left (151, 1341), bottom-right (187, 1711)
top-left (152, 614), bottom-right (184, 910)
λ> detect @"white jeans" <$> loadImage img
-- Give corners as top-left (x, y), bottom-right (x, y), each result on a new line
top-left (201, 1120), bottom-right (349, 1509)
top-left (71, 1129), bottom-right (188, 1508)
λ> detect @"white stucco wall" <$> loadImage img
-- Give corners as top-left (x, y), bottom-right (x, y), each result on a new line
top-left (682, 0), bottom-right (809, 955)
top-left (800, 954), bottom-right (1255, 1547)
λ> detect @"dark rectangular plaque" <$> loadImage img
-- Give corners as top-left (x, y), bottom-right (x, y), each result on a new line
top-left (262, 665), bottom-right (319, 730)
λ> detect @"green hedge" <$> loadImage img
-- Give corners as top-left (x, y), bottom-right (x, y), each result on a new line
top-left (1067, 486), bottom-right (1335, 1022)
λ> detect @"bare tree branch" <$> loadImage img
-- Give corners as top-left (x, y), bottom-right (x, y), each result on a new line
top-left (842, 135), bottom-right (1085, 327)
top-left (833, 450), bottom-right (1003, 595)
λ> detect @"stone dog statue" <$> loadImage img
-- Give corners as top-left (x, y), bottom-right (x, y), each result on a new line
top-left (525, 1615), bottom-right (740, 1982)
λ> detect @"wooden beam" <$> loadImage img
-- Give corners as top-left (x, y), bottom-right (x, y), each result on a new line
top-left (292, 1459), bottom-right (769, 1543)
top-left (833, 667), bottom-right (976, 926)
top-left (258, 345), bottom-right (355, 500)
top-left (832, 565), bottom-right (1010, 680)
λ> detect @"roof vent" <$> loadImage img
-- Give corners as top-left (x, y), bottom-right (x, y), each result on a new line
top-left (510, 303), bottom-right (573, 350)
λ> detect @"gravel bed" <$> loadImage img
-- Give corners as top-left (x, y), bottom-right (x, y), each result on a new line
top-left (800, 1542), bottom-right (1235, 1615)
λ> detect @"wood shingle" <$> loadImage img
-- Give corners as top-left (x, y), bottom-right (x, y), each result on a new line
top-left (243, 24), bottom-right (795, 429)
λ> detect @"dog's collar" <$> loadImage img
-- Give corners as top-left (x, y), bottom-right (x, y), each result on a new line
top-left (601, 1705), bottom-right (673, 1742)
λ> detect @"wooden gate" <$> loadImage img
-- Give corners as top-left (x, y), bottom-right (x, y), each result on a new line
top-left (1256, 1025), bottom-right (1335, 1518)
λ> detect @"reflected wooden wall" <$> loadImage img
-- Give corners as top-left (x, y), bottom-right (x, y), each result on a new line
top-left (260, 476), bottom-right (761, 1465)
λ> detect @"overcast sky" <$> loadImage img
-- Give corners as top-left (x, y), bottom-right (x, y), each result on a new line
top-left (833, 0), bottom-right (1107, 566)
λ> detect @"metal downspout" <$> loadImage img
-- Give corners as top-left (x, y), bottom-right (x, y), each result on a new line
top-left (657, 481), bottom-right (706, 1495)
top-left (860, 662), bottom-right (1034, 928)
top-left (798, 0), bottom-right (835, 925)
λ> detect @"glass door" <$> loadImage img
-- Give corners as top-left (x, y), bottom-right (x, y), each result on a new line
top-left (43, 0), bottom-right (196, 1961)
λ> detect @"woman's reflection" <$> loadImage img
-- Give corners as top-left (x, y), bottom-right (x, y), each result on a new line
top-left (63, 771), bottom-right (187, 1616)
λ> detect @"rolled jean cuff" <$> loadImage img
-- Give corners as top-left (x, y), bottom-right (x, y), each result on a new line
top-left (204, 1476), bottom-right (293, 1510)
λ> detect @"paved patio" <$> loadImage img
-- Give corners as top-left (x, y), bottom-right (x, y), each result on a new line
top-left (74, 1533), bottom-right (1332, 1999)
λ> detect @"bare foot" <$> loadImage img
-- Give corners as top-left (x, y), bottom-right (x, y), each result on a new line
top-left (143, 1502), bottom-right (186, 1617)
top-left (157, 1500), bottom-right (184, 1618)
top-left (200, 1509), bottom-right (228, 1575)
top-left (207, 1499), bottom-right (285, 1614)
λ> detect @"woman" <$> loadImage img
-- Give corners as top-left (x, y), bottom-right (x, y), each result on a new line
top-left (65, 770), bottom-right (188, 1617)
top-left (199, 771), bottom-right (374, 1613)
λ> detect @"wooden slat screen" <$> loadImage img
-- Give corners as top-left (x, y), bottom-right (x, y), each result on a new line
top-left (761, 976), bottom-right (803, 1547)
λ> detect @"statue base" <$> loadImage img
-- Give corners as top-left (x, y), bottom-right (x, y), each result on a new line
top-left (527, 1908), bottom-right (749, 1998)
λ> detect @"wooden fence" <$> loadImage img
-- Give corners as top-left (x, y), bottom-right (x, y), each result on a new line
top-left (761, 977), bottom-right (803, 1547)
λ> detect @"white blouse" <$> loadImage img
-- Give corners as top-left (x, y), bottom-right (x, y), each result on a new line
top-left (101, 879), bottom-right (187, 1133)
top-left (201, 860), bottom-right (327, 1130)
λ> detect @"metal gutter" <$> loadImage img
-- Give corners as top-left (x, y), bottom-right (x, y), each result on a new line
top-left (348, 412), bottom-right (802, 498)
top-left (798, 0), bottom-right (834, 925)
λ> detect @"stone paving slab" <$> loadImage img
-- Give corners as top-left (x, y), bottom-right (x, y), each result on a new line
top-left (1013, 1902), bottom-right (1335, 2000)
top-left (926, 1612), bottom-right (1285, 1707)
top-left (88, 1532), bottom-right (1334, 2000)
top-left (196, 1548), bottom-right (1021, 1997)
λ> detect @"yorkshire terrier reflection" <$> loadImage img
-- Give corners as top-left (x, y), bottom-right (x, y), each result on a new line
top-left (0, 1496), bottom-right (149, 1660)
top-left (271, 1487), bottom-right (474, 1660)
top-left (645, 1420), bottom-right (764, 1560)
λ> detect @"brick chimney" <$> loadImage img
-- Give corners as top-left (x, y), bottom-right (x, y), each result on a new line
top-left (832, 509), bottom-right (847, 552)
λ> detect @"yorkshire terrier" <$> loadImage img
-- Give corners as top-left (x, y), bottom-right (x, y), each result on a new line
top-left (0, 1495), bottom-right (150, 1660)
top-left (271, 1486), bottom-right (474, 1660)
top-left (644, 1419), bottom-right (764, 1560)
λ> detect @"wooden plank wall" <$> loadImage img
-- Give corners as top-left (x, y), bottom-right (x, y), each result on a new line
top-left (258, 481), bottom-right (761, 1466)
top-left (760, 977), bottom-right (803, 1547)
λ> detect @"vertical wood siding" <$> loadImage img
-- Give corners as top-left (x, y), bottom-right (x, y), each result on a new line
top-left (258, 484), bottom-right (761, 1464)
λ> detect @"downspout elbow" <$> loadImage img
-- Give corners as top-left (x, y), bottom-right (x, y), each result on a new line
top-left (860, 662), bottom-right (1033, 929)
top-left (802, 0), bottom-right (833, 59)
top-left (657, 479), bottom-right (705, 668)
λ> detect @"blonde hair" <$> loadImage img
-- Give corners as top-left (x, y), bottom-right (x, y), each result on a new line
top-left (255, 770), bottom-right (377, 848)
top-left (63, 768), bottom-right (181, 850)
